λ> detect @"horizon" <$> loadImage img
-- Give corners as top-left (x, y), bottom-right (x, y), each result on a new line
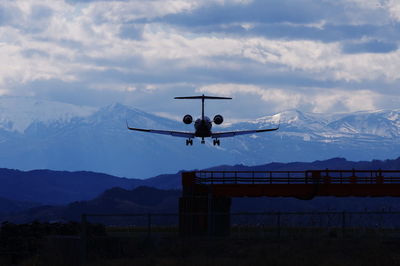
top-left (0, 155), bottom-right (399, 179)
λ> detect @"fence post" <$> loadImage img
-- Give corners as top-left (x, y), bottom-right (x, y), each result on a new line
top-left (80, 214), bottom-right (88, 265)
top-left (208, 188), bottom-right (213, 237)
top-left (341, 211), bottom-right (346, 238)
top-left (147, 213), bottom-right (152, 237)
top-left (277, 212), bottom-right (281, 239)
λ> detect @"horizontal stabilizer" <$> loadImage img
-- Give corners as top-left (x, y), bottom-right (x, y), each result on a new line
top-left (175, 95), bottom-right (232, 100)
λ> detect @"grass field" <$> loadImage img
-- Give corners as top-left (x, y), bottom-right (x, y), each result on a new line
top-left (2, 220), bottom-right (400, 266)
top-left (84, 236), bottom-right (400, 266)
top-left (8, 226), bottom-right (400, 266)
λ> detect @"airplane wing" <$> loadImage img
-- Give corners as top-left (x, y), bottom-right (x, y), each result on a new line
top-left (126, 122), bottom-right (195, 138)
top-left (212, 126), bottom-right (279, 138)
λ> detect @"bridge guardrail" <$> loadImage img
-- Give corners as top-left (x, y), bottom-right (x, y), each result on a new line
top-left (194, 170), bottom-right (400, 185)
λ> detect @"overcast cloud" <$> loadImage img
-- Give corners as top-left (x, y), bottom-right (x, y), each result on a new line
top-left (1, 0), bottom-right (399, 119)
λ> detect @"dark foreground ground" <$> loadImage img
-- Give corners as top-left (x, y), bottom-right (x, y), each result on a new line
top-left (2, 224), bottom-right (400, 266)
top-left (89, 242), bottom-right (400, 266)
top-left (15, 238), bottom-right (400, 266)
top-left (81, 237), bottom-right (400, 266)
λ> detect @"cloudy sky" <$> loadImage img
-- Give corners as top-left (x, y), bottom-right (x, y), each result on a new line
top-left (1, 0), bottom-right (400, 119)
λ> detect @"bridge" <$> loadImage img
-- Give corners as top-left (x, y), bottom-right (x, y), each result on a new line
top-left (179, 169), bottom-right (400, 236)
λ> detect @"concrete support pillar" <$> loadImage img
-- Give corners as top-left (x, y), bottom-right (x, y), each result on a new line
top-left (209, 196), bottom-right (231, 236)
top-left (179, 196), bottom-right (231, 236)
top-left (179, 171), bottom-right (231, 236)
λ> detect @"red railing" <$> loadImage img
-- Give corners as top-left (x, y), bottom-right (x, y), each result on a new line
top-left (194, 170), bottom-right (400, 185)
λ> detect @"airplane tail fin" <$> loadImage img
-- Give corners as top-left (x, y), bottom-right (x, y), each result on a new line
top-left (174, 94), bottom-right (231, 120)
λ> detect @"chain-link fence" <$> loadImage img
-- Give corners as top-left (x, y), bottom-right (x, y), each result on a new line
top-left (78, 211), bottom-right (400, 263)
top-left (82, 211), bottom-right (400, 234)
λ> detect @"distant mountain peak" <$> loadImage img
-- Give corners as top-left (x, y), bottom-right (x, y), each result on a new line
top-left (0, 96), bottom-right (96, 133)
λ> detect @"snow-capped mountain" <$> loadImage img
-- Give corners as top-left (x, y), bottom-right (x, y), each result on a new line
top-left (0, 97), bottom-right (399, 178)
top-left (0, 97), bottom-right (96, 132)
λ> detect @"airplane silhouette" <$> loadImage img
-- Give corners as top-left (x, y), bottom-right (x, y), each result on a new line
top-left (126, 95), bottom-right (279, 146)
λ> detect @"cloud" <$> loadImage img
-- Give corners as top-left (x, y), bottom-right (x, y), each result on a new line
top-left (119, 23), bottom-right (145, 40)
top-left (184, 23), bottom-right (389, 43)
top-left (2, 0), bottom-right (398, 84)
top-left (71, 0), bottom-right (201, 23)
top-left (0, 4), bottom-right (20, 26)
top-left (197, 83), bottom-right (381, 113)
top-left (0, 0), bottom-right (399, 118)
top-left (346, 0), bottom-right (400, 23)
top-left (342, 40), bottom-right (398, 54)
top-left (127, 29), bottom-right (400, 82)
top-left (156, 0), bottom-right (338, 26)
top-left (147, 0), bottom-right (400, 45)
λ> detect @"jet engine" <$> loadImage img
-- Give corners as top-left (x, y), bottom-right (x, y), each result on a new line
top-left (213, 114), bottom-right (224, 125)
top-left (183, 114), bottom-right (193, 124)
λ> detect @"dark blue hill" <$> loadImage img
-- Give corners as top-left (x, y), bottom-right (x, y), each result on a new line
top-left (5, 185), bottom-right (400, 224)
top-left (143, 157), bottom-right (400, 189)
top-left (4, 186), bottom-right (180, 223)
top-left (0, 168), bottom-right (141, 205)
top-left (1, 157), bottom-right (400, 220)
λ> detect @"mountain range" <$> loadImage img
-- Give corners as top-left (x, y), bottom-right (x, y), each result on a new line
top-left (2, 157), bottom-right (400, 207)
top-left (0, 96), bottom-right (400, 178)
top-left (0, 156), bottom-right (399, 222)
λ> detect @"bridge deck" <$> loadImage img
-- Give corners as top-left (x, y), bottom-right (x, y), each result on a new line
top-left (183, 170), bottom-right (400, 198)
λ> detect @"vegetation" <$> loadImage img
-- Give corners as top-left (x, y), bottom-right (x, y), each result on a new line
top-left (0, 221), bottom-right (105, 266)
top-left (0, 222), bottom-right (399, 265)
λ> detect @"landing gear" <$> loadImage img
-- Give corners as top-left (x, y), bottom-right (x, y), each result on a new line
top-left (201, 138), bottom-right (205, 144)
top-left (186, 139), bottom-right (193, 146)
top-left (213, 139), bottom-right (220, 146)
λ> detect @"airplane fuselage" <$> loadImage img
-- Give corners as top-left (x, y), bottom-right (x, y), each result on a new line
top-left (194, 116), bottom-right (212, 137)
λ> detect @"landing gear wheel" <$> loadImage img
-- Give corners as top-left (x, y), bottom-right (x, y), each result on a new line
top-left (186, 139), bottom-right (193, 146)
top-left (213, 139), bottom-right (220, 146)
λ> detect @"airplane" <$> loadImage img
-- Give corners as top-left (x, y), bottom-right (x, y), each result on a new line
top-left (126, 95), bottom-right (279, 146)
